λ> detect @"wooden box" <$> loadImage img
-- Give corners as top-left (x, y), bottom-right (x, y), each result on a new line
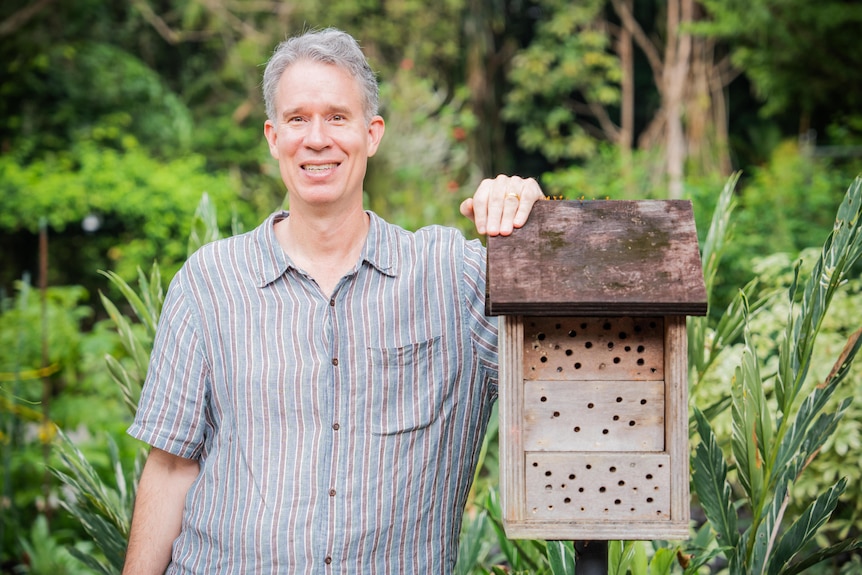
top-left (486, 200), bottom-right (707, 540)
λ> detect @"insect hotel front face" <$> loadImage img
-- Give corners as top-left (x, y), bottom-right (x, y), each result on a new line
top-left (486, 200), bottom-right (707, 540)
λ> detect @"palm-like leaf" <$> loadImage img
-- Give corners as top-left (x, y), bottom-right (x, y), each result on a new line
top-left (692, 177), bottom-right (862, 574)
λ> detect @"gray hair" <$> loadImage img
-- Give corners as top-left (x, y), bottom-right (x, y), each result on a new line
top-left (262, 28), bottom-right (379, 124)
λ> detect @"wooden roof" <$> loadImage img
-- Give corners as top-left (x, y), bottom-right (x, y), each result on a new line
top-left (485, 199), bottom-right (708, 316)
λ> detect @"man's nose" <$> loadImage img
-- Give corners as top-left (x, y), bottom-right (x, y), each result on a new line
top-left (305, 117), bottom-right (330, 148)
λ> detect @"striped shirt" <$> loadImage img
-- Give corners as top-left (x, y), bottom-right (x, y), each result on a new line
top-left (128, 210), bottom-right (499, 574)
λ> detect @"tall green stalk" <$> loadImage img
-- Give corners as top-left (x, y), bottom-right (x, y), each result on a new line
top-left (692, 177), bottom-right (862, 574)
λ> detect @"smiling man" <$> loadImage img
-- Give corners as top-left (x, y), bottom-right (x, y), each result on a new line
top-left (122, 28), bottom-right (543, 575)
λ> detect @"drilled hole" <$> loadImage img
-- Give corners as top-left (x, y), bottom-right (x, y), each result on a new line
top-left (618, 332), bottom-right (628, 339)
top-left (624, 345), bottom-right (632, 352)
top-left (556, 366), bottom-right (563, 372)
top-left (599, 487), bottom-right (606, 493)
top-left (629, 421), bottom-right (636, 427)
top-left (540, 356), bottom-right (548, 363)
top-left (545, 471), bottom-right (552, 477)
top-left (574, 363), bottom-right (582, 369)
top-left (569, 474), bottom-right (576, 480)
top-left (616, 397), bottom-right (623, 403)
top-left (565, 349), bottom-right (573, 356)
top-left (568, 330), bottom-right (577, 337)
top-left (615, 499), bottom-right (622, 505)
top-left (585, 341), bottom-right (593, 349)
top-left (637, 345), bottom-right (645, 353)
top-left (553, 411), bottom-right (560, 417)
top-left (603, 322), bottom-right (612, 330)
top-left (545, 484), bottom-right (553, 490)
top-left (564, 497), bottom-right (571, 504)
top-left (646, 497), bottom-right (654, 503)
top-left (613, 357), bottom-right (621, 364)
top-left (640, 399), bottom-right (647, 405)
top-left (540, 396), bottom-right (547, 402)
top-left (613, 415), bottom-right (620, 421)
top-left (578, 488), bottom-right (584, 493)
top-left (645, 474), bottom-right (653, 480)
top-left (609, 466), bottom-right (617, 472)
top-left (537, 332), bottom-right (546, 340)
top-left (607, 341), bottom-right (615, 349)
top-left (602, 429), bottom-right (609, 434)
top-left (586, 464), bottom-right (592, 470)
top-left (532, 462), bottom-right (539, 467)
top-left (618, 480), bottom-right (626, 486)
top-left (637, 358), bottom-right (645, 366)
top-left (580, 322), bottom-right (587, 329)
top-left (587, 402), bottom-right (595, 409)
top-left (573, 426), bottom-right (581, 432)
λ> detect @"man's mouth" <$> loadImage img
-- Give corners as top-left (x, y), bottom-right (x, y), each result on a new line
top-left (303, 163), bottom-right (338, 172)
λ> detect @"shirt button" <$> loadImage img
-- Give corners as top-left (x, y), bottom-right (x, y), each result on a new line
top-left (332, 358), bottom-right (338, 366)
top-left (324, 556), bottom-right (332, 565)
top-left (332, 423), bottom-right (340, 431)
top-left (329, 488), bottom-right (336, 496)
top-left (329, 298), bottom-right (335, 306)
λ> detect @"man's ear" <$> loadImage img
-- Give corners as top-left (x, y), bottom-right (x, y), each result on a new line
top-left (366, 116), bottom-right (386, 158)
top-left (264, 119), bottom-right (279, 159)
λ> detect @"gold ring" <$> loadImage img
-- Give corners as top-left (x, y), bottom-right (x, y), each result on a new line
top-left (506, 191), bottom-right (521, 200)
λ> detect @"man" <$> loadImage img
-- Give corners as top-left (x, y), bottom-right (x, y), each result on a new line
top-left (123, 28), bottom-right (543, 574)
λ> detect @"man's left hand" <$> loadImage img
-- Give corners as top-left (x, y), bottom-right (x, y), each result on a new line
top-left (460, 175), bottom-right (545, 236)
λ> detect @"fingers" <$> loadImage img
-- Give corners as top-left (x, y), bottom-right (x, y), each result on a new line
top-left (470, 175), bottom-right (543, 236)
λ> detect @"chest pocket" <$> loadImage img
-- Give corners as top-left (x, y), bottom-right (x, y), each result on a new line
top-left (367, 335), bottom-right (443, 435)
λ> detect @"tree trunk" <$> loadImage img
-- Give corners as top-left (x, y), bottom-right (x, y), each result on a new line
top-left (664, 0), bottom-right (692, 199)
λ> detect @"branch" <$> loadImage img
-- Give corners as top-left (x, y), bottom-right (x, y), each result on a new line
top-left (133, 0), bottom-right (213, 44)
top-left (0, 0), bottom-right (55, 37)
top-left (610, 0), bottom-right (664, 88)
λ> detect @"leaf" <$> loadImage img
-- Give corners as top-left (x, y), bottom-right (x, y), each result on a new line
top-left (648, 547), bottom-right (676, 574)
top-left (779, 537), bottom-right (862, 575)
top-left (691, 408), bottom-right (739, 550)
top-left (767, 478), bottom-right (847, 575)
top-left (546, 540), bottom-right (576, 575)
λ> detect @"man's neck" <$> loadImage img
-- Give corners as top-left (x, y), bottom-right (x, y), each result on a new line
top-left (274, 205), bottom-right (370, 297)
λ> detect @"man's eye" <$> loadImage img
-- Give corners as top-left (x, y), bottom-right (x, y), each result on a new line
top-left (332, 115), bottom-right (345, 121)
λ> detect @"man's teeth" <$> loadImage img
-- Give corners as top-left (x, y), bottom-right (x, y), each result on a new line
top-left (304, 164), bottom-right (337, 171)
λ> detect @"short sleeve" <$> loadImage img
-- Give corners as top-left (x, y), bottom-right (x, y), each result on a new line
top-left (127, 267), bottom-right (212, 459)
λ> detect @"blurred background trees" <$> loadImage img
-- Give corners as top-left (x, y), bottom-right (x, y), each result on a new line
top-left (1, 0), bottom-right (861, 572)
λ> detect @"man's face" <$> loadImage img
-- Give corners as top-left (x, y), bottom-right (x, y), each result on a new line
top-left (264, 60), bottom-right (385, 211)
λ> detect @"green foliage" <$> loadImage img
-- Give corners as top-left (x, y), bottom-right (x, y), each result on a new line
top-left (1, 40), bottom-right (192, 160)
top-left (695, 0), bottom-right (862, 117)
top-left (713, 141), bottom-right (860, 312)
top-left (691, 177), bottom-right (862, 573)
top-left (0, 142), bottom-right (252, 285)
top-left (51, 431), bottom-right (139, 575)
top-left (502, 0), bottom-right (619, 165)
top-left (16, 514), bottom-right (96, 575)
top-left (366, 65), bottom-right (478, 235)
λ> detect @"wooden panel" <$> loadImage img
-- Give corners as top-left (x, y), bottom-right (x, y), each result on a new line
top-left (523, 316), bottom-right (663, 381)
top-left (501, 518), bottom-right (690, 542)
top-left (523, 381), bottom-right (664, 452)
top-left (499, 316), bottom-right (526, 525)
top-left (665, 316), bottom-right (691, 527)
top-left (524, 452), bottom-right (671, 521)
top-left (486, 200), bottom-right (707, 316)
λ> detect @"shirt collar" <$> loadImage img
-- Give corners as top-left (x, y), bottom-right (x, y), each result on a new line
top-left (254, 210), bottom-right (398, 288)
